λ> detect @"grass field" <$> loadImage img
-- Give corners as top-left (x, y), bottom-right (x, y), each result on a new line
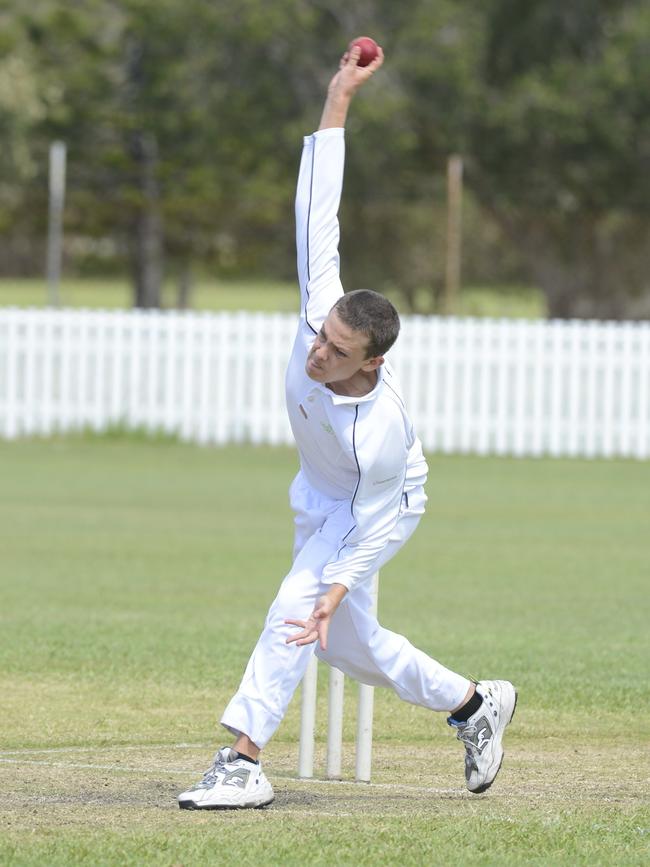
top-left (0, 438), bottom-right (648, 865)
top-left (0, 277), bottom-right (546, 319)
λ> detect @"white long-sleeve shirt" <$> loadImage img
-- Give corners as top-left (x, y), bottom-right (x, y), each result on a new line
top-left (285, 128), bottom-right (428, 591)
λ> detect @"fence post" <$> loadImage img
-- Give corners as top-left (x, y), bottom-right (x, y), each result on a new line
top-left (46, 142), bottom-right (66, 308)
top-left (443, 154), bottom-right (463, 315)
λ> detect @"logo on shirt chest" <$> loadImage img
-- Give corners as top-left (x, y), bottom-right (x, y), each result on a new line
top-left (298, 403), bottom-right (334, 436)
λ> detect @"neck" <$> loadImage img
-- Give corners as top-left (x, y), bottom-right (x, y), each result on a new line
top-left (327, 368), bottom-right (378, 397)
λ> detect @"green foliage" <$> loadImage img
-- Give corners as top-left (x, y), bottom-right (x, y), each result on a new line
top-left (1, 0), bottom-right (649, 316)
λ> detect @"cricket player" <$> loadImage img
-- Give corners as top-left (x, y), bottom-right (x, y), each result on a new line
top-left (178, 45), bottom-right (516, 811)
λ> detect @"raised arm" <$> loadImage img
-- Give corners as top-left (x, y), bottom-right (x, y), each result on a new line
top-left (295, 45), bottom-right (384, 335)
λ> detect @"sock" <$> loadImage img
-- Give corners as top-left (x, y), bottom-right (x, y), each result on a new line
top-left (233, 751), bottom-right (259, 765)
top-left (450, 690), bottom-right (483, 723)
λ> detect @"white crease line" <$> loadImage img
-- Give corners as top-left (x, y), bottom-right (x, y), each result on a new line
top-left (0, 743), bottom-right (210, 757)
top-left (0, 758), bottom-right (190, 775)
top-left (0, 757), bottom-right (463, 795)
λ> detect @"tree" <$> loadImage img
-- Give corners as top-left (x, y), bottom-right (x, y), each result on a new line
top-left (464, 0), bottom-right (650, 318)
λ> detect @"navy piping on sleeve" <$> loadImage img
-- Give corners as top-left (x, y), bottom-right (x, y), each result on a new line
top-left (303, 142), bottom-right (318, 336)
top-left (383, 378), bottom-right (406, 409)
top-left (384, 378), bottom-right (417, 447)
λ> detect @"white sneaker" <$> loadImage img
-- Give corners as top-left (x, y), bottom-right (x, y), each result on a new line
top-left (178, 747), bottom-right (274, 810)
top-left (447, 679), bottom-right (517, 794)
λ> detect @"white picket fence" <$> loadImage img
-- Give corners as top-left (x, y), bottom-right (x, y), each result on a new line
top-left (0, 307), bottom-right (649, 459)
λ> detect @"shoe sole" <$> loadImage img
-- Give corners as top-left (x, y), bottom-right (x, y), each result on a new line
top-left (178, 797), bottom-right (274, 811)
top-left (469, 687), bottom-right (518, 795)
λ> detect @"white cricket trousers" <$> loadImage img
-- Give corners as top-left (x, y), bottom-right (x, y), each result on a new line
top-left (221, 473), bottom-right (471, 749)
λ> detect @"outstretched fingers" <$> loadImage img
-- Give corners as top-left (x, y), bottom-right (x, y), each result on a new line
top-left (284, 616), bottom-right (328, 651)
top-left (285, 618), bottom-right (318, 647)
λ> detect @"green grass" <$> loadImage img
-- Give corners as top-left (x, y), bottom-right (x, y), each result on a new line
top-left (0, 278), bottom-right (299, 313)
top-left (0, 439), bottom-right (648, 865)
top-left (0, 277), bottom-right (547, 318)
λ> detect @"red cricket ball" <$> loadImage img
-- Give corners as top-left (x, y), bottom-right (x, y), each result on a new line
top-left (348, 36), bottom-right (379, 68)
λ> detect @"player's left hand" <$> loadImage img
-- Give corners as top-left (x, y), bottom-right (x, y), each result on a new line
top-left (285, 586), bottom-right (347, 651)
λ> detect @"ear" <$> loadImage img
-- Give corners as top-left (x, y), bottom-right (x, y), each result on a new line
top-left (361, 355), bottom-right (384, 372)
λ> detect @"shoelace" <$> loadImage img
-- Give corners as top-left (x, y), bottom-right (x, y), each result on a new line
top-left (451, 723), bottom-right (481, 774)
top-left (453, 722), bottom-right (481, 756)
top-left (197, 751), bottom-right (231, 789)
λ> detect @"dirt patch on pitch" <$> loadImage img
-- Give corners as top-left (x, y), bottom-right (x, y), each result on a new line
top-left (0, 738), bottom-right (647, 830)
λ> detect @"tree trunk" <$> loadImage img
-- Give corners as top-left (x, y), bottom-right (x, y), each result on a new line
top-left (176, 260), bottom-right (193, 310)
top-left (124, 36), bottom-right (163, 309)
top-left (129, 131), bottom-right (163, 310)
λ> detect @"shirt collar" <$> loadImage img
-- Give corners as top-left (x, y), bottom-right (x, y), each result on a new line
top-left (312, 365), bottom-right (386, 405)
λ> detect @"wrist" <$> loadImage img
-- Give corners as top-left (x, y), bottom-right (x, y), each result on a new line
top-left (319, 92), bottom-right (352, 130)
top-left (327, 84), bottom-right (356, 102)
top-left (326, 583), bottom-right (348, 604)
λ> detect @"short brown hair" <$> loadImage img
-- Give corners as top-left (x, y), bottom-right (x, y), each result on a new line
top-left (333, 290), bottom-right (400, 358)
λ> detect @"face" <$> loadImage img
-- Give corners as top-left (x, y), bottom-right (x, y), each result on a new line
top-left (305, 308), bottom-right (381, 386)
